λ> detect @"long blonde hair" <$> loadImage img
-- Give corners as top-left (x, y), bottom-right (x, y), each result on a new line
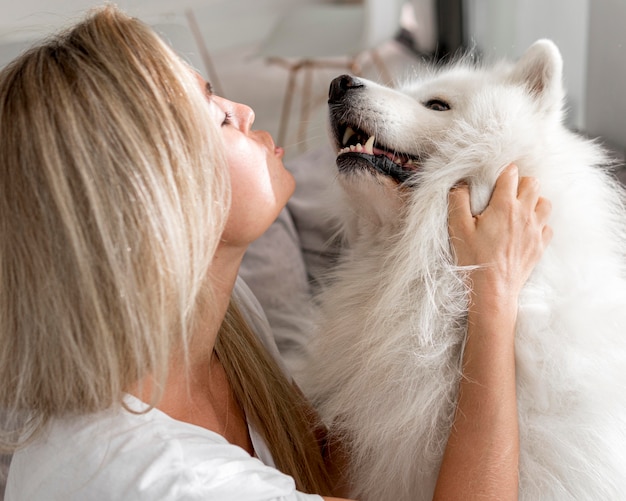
top-left (0, 5), bottom-right (333, 495)
top-left (0, 6), bottom-right (228, 444)
top-left (218, 302), bottom-right (333, 494)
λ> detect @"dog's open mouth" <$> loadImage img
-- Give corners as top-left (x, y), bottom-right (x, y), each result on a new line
top-left (335, 125), bottom-right (422, 184)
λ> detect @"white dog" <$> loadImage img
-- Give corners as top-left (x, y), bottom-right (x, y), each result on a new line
top-left (300, 40), bottom-right (626, 500)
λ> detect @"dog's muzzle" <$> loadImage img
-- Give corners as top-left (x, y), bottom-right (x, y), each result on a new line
top-left (328, 75), bottom-right (422, 185)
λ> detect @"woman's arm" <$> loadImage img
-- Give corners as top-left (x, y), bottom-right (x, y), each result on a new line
top-left (434, 164), bottom-right (552, 500)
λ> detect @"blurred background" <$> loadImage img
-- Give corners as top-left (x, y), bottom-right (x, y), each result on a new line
top-left (1, 0), bottom-right (624, 164)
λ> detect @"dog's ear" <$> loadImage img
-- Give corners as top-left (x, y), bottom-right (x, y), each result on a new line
top-left (508, 39), bottom-right (564, 114)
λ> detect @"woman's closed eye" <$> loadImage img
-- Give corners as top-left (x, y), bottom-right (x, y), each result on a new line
top-left (222, 111), bottom-right (233, 126)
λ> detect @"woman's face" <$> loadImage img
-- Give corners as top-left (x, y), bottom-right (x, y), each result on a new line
top-left (201, 78), bottom-right (295, 250)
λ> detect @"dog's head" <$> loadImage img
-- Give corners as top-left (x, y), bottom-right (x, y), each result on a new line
top-left (328, 40), bottom-right (564, 231)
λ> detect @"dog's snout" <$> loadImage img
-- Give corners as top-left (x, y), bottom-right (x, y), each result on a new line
top-left (329, 75), bottom-right (363, 103)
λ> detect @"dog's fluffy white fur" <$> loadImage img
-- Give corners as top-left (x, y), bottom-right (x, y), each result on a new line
top-left (300, 40), bottom-right (626, 500)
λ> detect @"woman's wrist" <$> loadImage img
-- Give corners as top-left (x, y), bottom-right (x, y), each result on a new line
top-left (466, 268), bottom-right (520, 323)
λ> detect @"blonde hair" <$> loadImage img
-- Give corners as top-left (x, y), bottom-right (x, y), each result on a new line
top-left (0, 6), bottom-right (229, 446)
top-left (0, 5), bottom-right (333, 495)
top-left (217, 302), bottom-right (333, 494)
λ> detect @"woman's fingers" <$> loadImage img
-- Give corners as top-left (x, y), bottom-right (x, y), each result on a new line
top-left (489, 164), bottom-right (520, 207)
top-left (535, 196), bottom-right (552, 222)
top-left (448, 182), bottom-right (473, 234)
top-left (517, 170), bottom-right (552, 250)
top-left (517, 175), bottom-right (541, 207)
top-left (536, 197), bottom-right (553, 247)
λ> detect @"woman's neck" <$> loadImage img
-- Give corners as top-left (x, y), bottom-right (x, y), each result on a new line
top-left (128, 243), bottom-right (253, 451)
top-left (129, 243), bottom-right (245, 399)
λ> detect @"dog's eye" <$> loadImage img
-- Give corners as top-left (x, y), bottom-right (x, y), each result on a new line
top-left (424, 99), bottom-right (450, 111)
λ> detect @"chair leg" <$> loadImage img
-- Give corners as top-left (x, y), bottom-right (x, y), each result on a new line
top-left (349, 56), bottom-right (362, 76)
top-left (277, 65), bottom-right (300, 147)
top-left (185, 9), bottom-right (225, 97)
top-left (369, 48), bottom-right (393, 86)
top-left (297, 62), bottom-right (314, 151)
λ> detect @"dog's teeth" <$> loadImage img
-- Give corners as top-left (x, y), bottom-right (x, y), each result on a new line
top-left (355, 143), bottom-right (363, 152)
top-left (364, 135), bottom-right (375, 154)
top-left (342, 126), bottom-right (356, 146)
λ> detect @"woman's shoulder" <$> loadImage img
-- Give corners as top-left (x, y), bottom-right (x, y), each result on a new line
top-left (5, 396), bottom-right (317, 500)
top-left (6, 397), bottom-right (221, 498)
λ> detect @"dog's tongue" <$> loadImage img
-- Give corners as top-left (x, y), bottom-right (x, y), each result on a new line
top-left (373, 146), bottom-right (400, 164)
top-left (372, 147), bottom-right (418, 173)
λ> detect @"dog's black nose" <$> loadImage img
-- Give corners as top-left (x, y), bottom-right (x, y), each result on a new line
top-left (329, 75), bottom-right (363, 103)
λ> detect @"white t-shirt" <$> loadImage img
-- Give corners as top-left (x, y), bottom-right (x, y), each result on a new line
top-left (5, 279), bottom-right (324, 501)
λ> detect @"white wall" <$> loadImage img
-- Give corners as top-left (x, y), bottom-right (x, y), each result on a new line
top-left (0, 0), bottom-right (190, 39)
top-left (465, 0), bottom-right (589, 131)
top-left (0, 0), bottom-right (309, 35)
top-left (0, 0), bottom-right (313, 69)
top-left (585, 0), bottom-right (626, 150)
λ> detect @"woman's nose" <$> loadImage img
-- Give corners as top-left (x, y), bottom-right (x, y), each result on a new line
top-left (234, 102), bottom-right (255, 132)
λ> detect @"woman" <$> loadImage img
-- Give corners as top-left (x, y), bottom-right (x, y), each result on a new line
top-left (0, 6), bottom-right (551, 500)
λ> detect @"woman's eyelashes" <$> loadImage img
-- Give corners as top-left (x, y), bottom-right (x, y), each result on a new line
top-left (222, 111), bottom-right (233, 126)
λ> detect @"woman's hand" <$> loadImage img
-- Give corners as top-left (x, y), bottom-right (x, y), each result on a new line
top-left (448, 163), bottom-right (553, 309)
